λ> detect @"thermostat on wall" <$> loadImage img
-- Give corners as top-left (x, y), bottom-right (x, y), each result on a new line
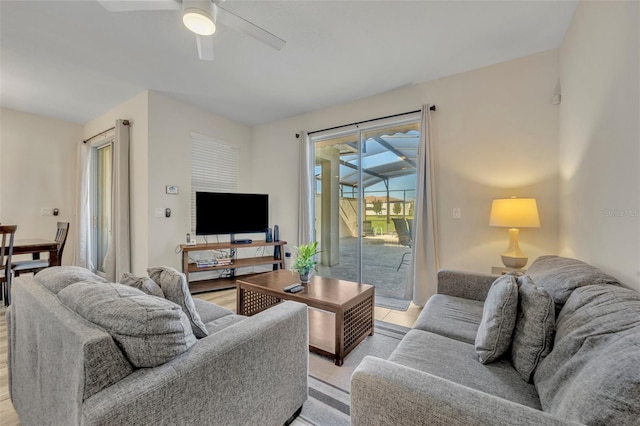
top-left (166, 185), bottom-right (179, 194)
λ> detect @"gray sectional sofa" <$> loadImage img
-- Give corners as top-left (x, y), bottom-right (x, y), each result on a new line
top-left (6, 266), bottom-right (309, 425)
top-left (351, 255), bottom-right (640, 425)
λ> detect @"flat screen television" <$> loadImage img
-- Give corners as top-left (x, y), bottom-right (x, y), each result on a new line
top-left (195, 192), bottom-right (269, 236)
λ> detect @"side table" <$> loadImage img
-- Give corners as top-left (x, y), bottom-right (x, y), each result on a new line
top-left (491, 266), bottom-right (526, 276)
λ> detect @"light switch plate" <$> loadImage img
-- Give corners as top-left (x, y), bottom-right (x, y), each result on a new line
top-left (154, 208), bottom-right (164, 218)
top-left (453, 208), bottom-right (461, 219)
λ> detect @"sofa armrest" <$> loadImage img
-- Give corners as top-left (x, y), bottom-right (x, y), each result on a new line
top-left (82, 301), bottom-right (308, 426)
top-left (437, 269), bottom-right (498, 301)
top-left (9, 278), bottom-right (133, 426)
top-left (351, 357), bottom-right (581, 426)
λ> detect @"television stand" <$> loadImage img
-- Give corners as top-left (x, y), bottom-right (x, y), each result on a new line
top-left (180, 240), bottom-right (287, 293)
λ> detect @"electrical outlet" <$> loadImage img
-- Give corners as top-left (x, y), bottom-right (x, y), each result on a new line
top-left (40, 208), bottom-right (53, 216)
top-left (453, 208), bottom-right (461, 219)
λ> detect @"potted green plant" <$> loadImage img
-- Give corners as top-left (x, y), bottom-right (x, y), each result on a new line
top-left (291, 241), bottom-right (320, 284)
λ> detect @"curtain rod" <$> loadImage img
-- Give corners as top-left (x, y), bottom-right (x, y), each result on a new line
top-left (83, 120), bottom-right (130, 144)
top-left (298, 106), bottom-right (435, 139)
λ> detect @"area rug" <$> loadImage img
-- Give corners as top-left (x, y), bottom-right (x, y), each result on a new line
top-left (299, 320), bottom-right (410, 425)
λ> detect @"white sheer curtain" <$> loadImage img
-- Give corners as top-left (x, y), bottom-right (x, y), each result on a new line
top-left (74, 141), bottom-right (93, 270)
top-left (102, 120), bottom-right (131, 281)
top-left (410, 105), bottom-right (440, 306)
top-left (297, 131), bottom-right (315, 245)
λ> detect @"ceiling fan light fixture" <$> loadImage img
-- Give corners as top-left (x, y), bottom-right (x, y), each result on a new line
top-left (183, 0), bottom-right (216, 36)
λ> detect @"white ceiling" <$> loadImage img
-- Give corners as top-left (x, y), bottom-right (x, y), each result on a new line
top-left (0, 0), bottom-right (577, 126)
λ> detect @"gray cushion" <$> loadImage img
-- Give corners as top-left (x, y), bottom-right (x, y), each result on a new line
top-left (413, 294), bottom-right (484, 344)
top-left (534, 284), bottom-right (640, 425)
top-left (389, 329), bottom-right (542, 409)
top-left (148, 266), bottom-right (208, 338)
top-left (120, 272), bottom-right (165, 298)
top-left (58, 282), bottom-right (197, 368)
top-left (193, 298), bottom-right (234, 323)
top-left (510, 276), bottom-right (555, 382)
top-left (475, 274), bottom-right (518, 364)
top-left (526, 255), bottom-right (620, 316)
top-left (35, 266), bottom-right (108, 294)
top-left (14, 280), bottom-right (135, 402)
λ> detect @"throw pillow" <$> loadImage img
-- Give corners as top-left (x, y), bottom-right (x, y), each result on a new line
top-left (525, 255), bottom-right (620, 316)
top-left (58, 282), bottom-right (197, 368)
top-left (148, 266), bottom-right (208, 338)
top-left (35, 266), bottom-right (108, 294)
top-left (120, 272), bottom-right (165, 298)
top-left (475, 274), bottom-right (518, 364)
top-left (511, 276), bottom-right (555, 382)
top-left (534, 285), bottom-right (640, 425)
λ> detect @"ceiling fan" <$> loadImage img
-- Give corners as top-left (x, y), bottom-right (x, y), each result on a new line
top-left (97, 0), bottom-right (286, 61)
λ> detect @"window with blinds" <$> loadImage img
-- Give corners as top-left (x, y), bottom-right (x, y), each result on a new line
top-left (191, 132), bottom-right (238, 231)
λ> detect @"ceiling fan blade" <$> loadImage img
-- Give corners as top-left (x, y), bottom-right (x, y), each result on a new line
top-left (196, 34), bottom-right (215, 61)
top-left (97, 0), bottom-right (180, 12)
top-left (216, 6), bottom-right (286, 51)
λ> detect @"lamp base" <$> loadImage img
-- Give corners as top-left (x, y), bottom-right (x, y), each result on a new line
top-left (499, 228), bottom-right (528, 269)
top-left (501, 255), bottom-right (528, 269)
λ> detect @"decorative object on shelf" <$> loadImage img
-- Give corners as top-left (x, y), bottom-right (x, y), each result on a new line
top-left (489, 197), bottom-right (540, 269)
top-left (291, 241), bottom-right (320, 284)
top-left (273, 224), bottom-right (280, 271)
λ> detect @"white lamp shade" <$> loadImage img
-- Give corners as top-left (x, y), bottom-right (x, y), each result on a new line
top-left (183, 0), bottom-right (216, 36)
top-left (489, 198), bottom-right (540, 228)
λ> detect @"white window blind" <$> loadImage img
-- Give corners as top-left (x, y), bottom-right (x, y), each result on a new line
top-left (191, 132), bottom-right (238, 231)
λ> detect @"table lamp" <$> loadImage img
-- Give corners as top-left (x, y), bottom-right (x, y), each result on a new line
top-left (489, 197), bottom-right (540, 269)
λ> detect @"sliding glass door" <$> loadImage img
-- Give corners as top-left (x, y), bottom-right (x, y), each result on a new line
top-left (312, 114), bottom-right (420, 300)
top-left (314, 132), bottom-right (361, 283)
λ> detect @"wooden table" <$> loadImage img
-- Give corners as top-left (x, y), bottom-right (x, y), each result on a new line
top-left (13, 239), bottom-right (59, 266)
top-left (236, 270), bottom-right (374, 366)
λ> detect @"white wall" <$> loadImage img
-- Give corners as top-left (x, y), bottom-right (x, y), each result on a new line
top-left (0, 108), bottom-right (82, 264)
top-left (83, 90), bottom-right (252, 273)
top-left (559, 1), bottom-right (640, 290)
top-left (84, 91), bottom-right (150, 275)
top-left (147, 91), bottom-right (252, 269)
top-left (251, 50), bottom-right (560, 274)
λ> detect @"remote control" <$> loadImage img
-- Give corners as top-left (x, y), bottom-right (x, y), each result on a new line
top-left (283, 283), bottom-right (301, 292)
top-left (284, 284), bottom-right (303, 293)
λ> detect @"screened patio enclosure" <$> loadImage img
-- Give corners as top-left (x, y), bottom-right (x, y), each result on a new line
top-left (313, 118), bottom-right (420, 301)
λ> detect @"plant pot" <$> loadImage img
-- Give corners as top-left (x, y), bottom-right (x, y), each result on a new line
top-left (298, 270), bottom-right (311, 284)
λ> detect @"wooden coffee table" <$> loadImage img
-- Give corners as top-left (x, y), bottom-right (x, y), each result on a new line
top-left (236, 270), bottom-right (375, 366)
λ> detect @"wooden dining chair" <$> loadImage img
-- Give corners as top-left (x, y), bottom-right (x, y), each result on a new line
top-left (1, 225), bottom-right (17, 305)
top-left (13, 222), bottom-right (69, 277)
